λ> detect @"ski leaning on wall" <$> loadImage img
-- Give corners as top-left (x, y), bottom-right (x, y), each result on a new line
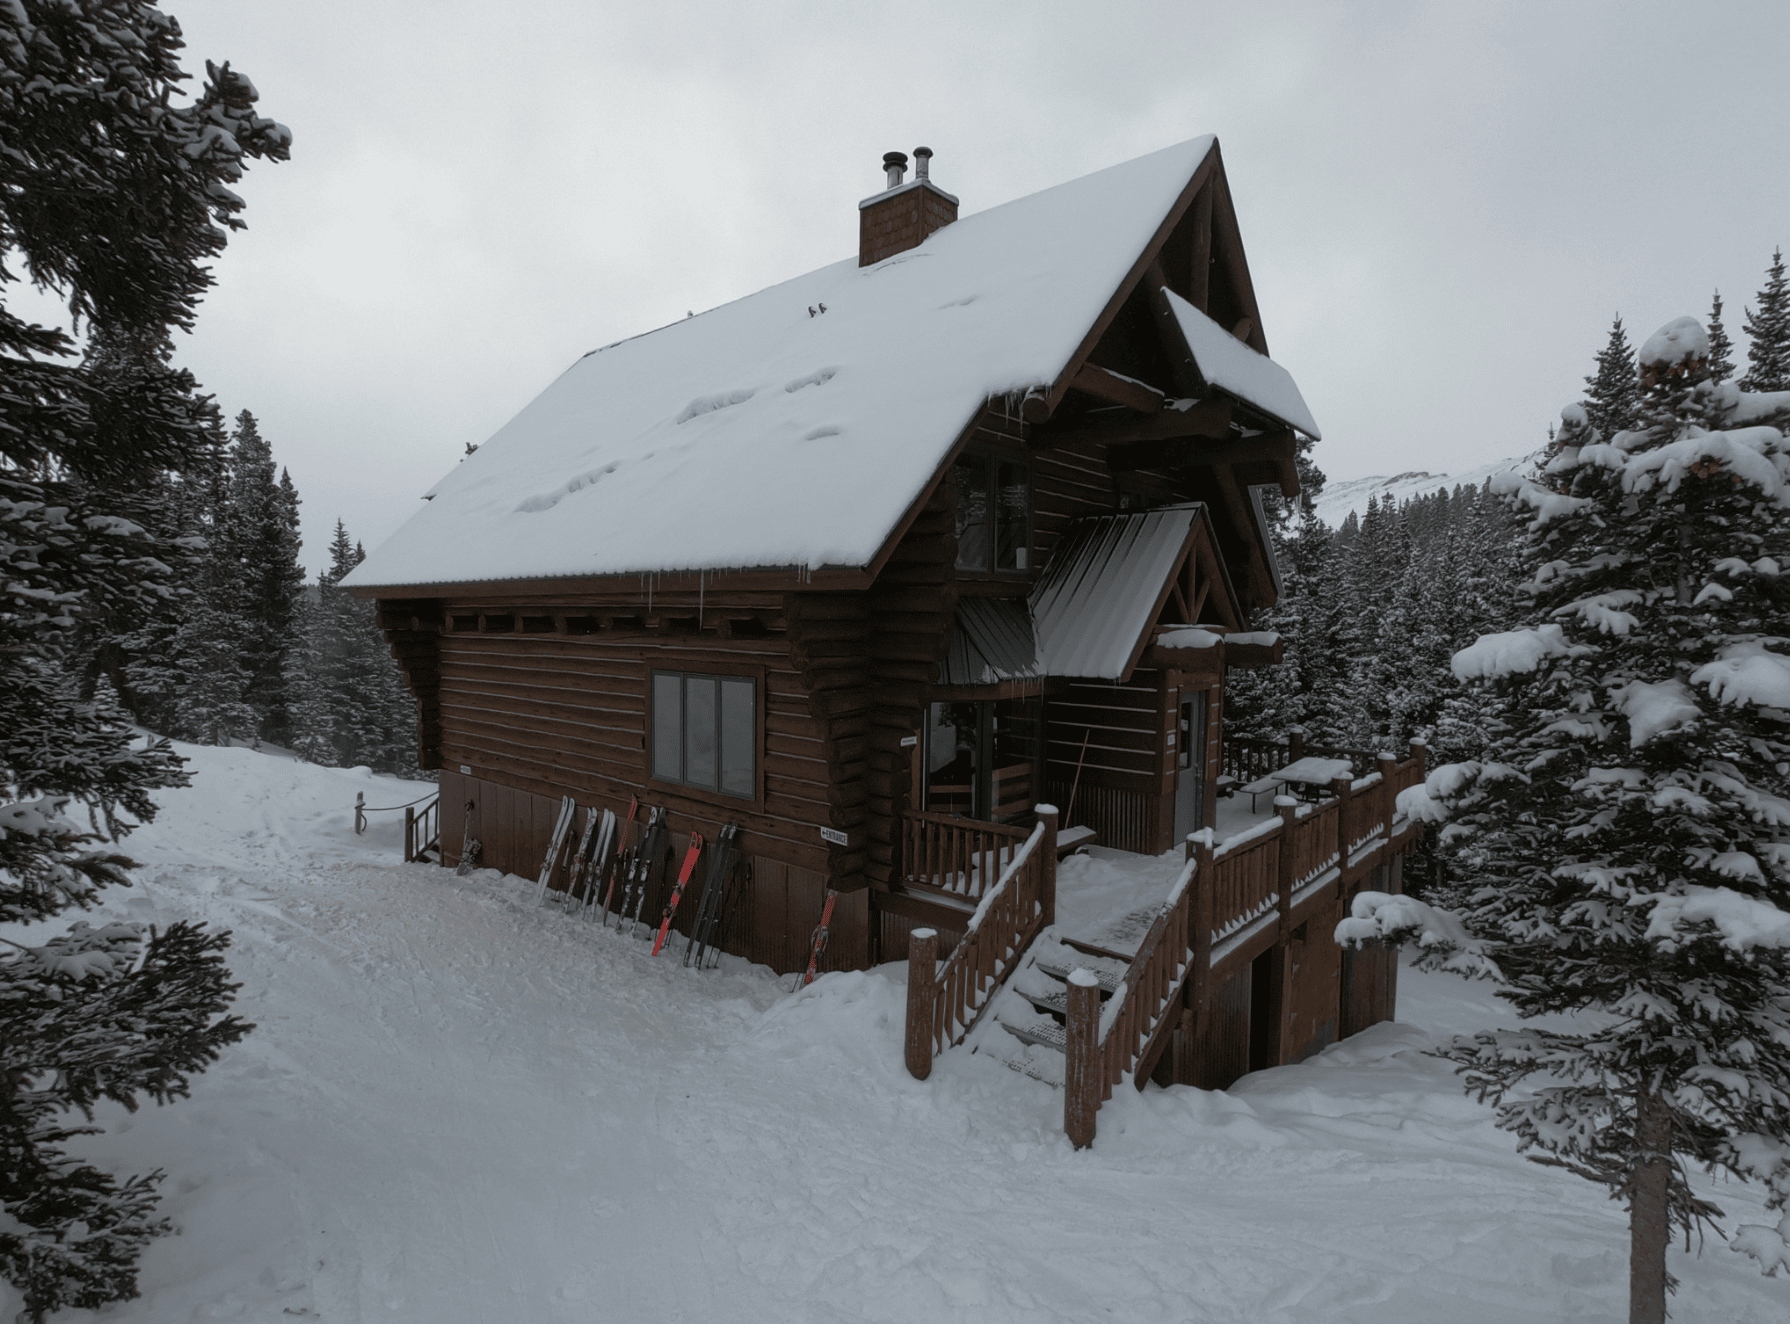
top-left (795, 890), bottom-right (838, 990)
top-left (652, 831), bottom-right (706, 956)
top-left (685, 823), bottom-right (741, 969)
top-left (533, 795), bottom-right (578, 905)
top-left (576, 808), bottom-right (619, 921)
top-left (456, 799), bottom-right (482, 876)
top-left (549, 805), bottom-right (601, 911)
top-left (600, 797), bottom-right (641, 927)
top-left (621, 806), bottom-right (669, 937)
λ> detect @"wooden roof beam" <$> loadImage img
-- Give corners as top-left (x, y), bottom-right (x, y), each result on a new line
top-left (1037, 396), bottom-right (1231, 454)
top-left (1069, 362), bottom-right (1165, 413)
top-left (1109, 428), bottom-right (1291, 474)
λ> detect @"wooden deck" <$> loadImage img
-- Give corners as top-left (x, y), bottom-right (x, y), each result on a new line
top-left (902, 739), bottom-right (1428, 1146)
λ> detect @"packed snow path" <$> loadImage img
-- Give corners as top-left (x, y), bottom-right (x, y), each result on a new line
top-left (15, 744), bottom-right (1783, 1323)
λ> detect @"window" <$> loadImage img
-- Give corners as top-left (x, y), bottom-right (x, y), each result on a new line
top-left (651, 671), bottom-right (756, 799)
top-left (953, 449), bottom-right (1031, 573)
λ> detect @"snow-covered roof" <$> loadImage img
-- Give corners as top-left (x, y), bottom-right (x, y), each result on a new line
top-left (346, 138), bottom-right (1221, 590)
top-left (1164, 289), bottom-right (1320, 439)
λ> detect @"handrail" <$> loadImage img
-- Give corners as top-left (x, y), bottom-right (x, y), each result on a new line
top-left (904, 808), bottom-right (1058, 1079)
top-left (900, 809), bottom-right (1029, 902)
top-left (1062, 737), bottom-right (1430, 1148)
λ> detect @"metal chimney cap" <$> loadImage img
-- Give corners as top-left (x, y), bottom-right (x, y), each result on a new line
top-left (882, 151), bottom-right (910, 168)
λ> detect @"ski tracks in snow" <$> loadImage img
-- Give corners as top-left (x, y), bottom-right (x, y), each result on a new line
top-left (27, 743), bottom-right (1789, 1323)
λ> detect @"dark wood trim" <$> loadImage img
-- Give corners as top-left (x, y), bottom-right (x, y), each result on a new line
top-left (348, 565), bottom-right (871, 601)
top-left (1038, 397), bottom-right (1233, 454)
top-left (1108, 428), bottom-right (1291, 474)
top-left (1209, 162), bottom-right (1268, 357)
top-left (1069, 362), bottom-right (1166, 413)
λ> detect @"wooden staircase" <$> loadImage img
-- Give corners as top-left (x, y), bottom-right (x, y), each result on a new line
top-left (903, 739), bottom-right (1432, 1149)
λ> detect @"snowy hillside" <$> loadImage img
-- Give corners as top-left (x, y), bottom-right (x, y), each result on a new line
top-left (8, 743), bottom-right (1782, 1323)
top-left (1314, 455), bottom-right (1532, 529)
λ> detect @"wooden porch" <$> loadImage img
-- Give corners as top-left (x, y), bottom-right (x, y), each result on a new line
top-left (898, 737), bottom-right (1428, 1145)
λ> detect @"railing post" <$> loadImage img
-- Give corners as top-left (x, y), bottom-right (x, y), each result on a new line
top-left (1409, 737), bottom-right (1427, 781)
top-left (1189, 830), bottom-right (1214, 1017)
top-left (905, 928), bottom-right (938, 1080)
top-left (1064, 968), bottom-right (1101, 1149)
top-left (1288, 726), bottom-right (1306, 764)
top-left (1333, 775), bottom-right (1353, 885)
top-left (1275, 796), bottom-right (1297, 934)
top-left (1035, 803), bottom-right (1059, 929)
top-left (404, 806), bottom-right (415, 862)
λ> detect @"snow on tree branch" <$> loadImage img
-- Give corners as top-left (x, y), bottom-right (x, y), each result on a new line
top-left (1336, 891), bottom-right (1504, 980)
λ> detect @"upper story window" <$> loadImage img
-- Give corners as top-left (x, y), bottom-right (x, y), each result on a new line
top-left (651, 670), bottom-right (756, 799)
top-left (954, 449), bottom-right (1031, 574)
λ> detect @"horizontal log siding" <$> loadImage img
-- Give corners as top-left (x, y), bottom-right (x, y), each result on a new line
top-left (1044, 670), bottom-right (1170, 853)
top-left (1032, 433), bottom-right (1187, 569)
top-left (437, 621), bottom-right (837, 876)
top-left (436, 766), bottom-right (867, 975)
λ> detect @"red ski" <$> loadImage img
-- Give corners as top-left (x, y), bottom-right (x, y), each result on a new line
top-left (652, 831), bottom-right (705, 955)
top-left (796, 890), bottom-right (838, 989)
top-left (599, 797), bottom-right (640, 927)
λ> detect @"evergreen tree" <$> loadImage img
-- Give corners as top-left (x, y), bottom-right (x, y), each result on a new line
top-left (290, 521), bottom-right (419, 774)
top-left (1740, 248), bottom-right (1790, 394)
top-left (1708, 290), bottom-right (1737, 384)
top-left (1358, 316), bottom-right (1790, 1319)
top-left (0, 4), bottom-right (287, 1316)
top-left (222, 410), bottom-right (305, 745)
top-left (1582, 315), bottom-right (1641, 440)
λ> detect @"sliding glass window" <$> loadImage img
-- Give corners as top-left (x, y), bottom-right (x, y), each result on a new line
top-left (651, 672), bottom-right (755, 799)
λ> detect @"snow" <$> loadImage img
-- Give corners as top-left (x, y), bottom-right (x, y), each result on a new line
top-left (345, 138), bottom-right (1225, 589)
top-left (1639, 314), bottom-right (1704, 366)
top-left (1160, 289), bottom-right (1321, 439)
top-left (1274, 755), bottom-right (1356, 786)
top-left (1154, 626), bottom-right (1222, 648)
top-left (1451, 623), bottom-right (1589, 681)
top-left (1691, 641), bottom-right (1790, 710)
top-left (1613, 678), bottom-right (1700, 747)
top-left (1637, 314), bottom-right (1710, 366)
top-left (1310, 457), bottom-right (1528, 530)
top-left (1644, 885), bottom-right (1790, 953)
top-left (8, 741), bottom-right (1786, 1323)
top-left (1227, 630), bottom-right (1280, 647)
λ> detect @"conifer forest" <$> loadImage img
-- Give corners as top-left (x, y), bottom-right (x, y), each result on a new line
top-left (1, 4), bottom-right (1788, 1324)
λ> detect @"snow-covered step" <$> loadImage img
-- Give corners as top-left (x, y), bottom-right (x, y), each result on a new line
top-left (1032, 958), bottom-right (1123, 994)
top-left (998, 1017), bottom-right (1066, 1052)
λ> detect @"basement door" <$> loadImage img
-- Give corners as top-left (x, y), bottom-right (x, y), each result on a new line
top-left (1172, 688), bottom-right (1209, 843)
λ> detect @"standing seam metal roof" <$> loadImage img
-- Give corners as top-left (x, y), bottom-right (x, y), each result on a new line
top-left (937, 505), bottom-right (1207, 686)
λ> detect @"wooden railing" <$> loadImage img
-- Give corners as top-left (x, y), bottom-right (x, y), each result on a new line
top-left (1061, 739), bottom-right (1429, 1148)
top-left (900, 809), bottom-right (1029, 901)
top-left (1071, 849), bottom-right (1202, 1143)
top-left (405, 794), bottom-right (441, 863)
top-left (905, 809), bottom-right (1058, 1077)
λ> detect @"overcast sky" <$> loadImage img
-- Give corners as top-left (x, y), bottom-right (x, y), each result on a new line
top-left (86, 1), bottom-right (1790, 575)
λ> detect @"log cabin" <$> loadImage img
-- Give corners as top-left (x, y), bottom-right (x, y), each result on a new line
top-left (345, 137), bottom-right (1422, 1125)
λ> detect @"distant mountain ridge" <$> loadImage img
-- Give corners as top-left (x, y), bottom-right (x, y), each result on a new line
top-left (1311, 455), bottom-right (1531, 530)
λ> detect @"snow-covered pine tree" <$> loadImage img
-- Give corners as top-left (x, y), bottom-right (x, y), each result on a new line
top-left (0, 4), bottom-right (288, 1316)
top-left (1348, 316), bottom-right (1790, 1321)
top-left (1709, 290), bottom-right (1737, 384)
top-left (290, 522), bottom-right (419, 774)
top-left (1740, 248), bottom-right (1790, 394)
top-left (222, 410), bottom-right (305, 745)
top-left (1583, 315), bottom-right (1641, 441)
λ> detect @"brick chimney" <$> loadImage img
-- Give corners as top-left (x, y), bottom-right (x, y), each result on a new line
top-left (858, 147), bottom-right (958, 267)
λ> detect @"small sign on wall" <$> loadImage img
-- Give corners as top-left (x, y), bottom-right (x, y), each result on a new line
top-left (899, 736), bottom-right (917, 748)
top-left (459, 765), bottom-right (472, 775)
top-left (819, 826), bottom-right (849, 847)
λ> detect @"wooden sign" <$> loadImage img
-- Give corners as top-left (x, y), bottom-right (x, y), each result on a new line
top-left (819, 826), bottom-right (849, 847)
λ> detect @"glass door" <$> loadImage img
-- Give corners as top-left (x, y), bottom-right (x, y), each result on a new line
top-left (1173, 690), bottom-right (1208, 842)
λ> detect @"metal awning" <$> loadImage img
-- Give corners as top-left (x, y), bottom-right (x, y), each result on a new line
top-left (939, 503), bottom-right (1214, 687)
